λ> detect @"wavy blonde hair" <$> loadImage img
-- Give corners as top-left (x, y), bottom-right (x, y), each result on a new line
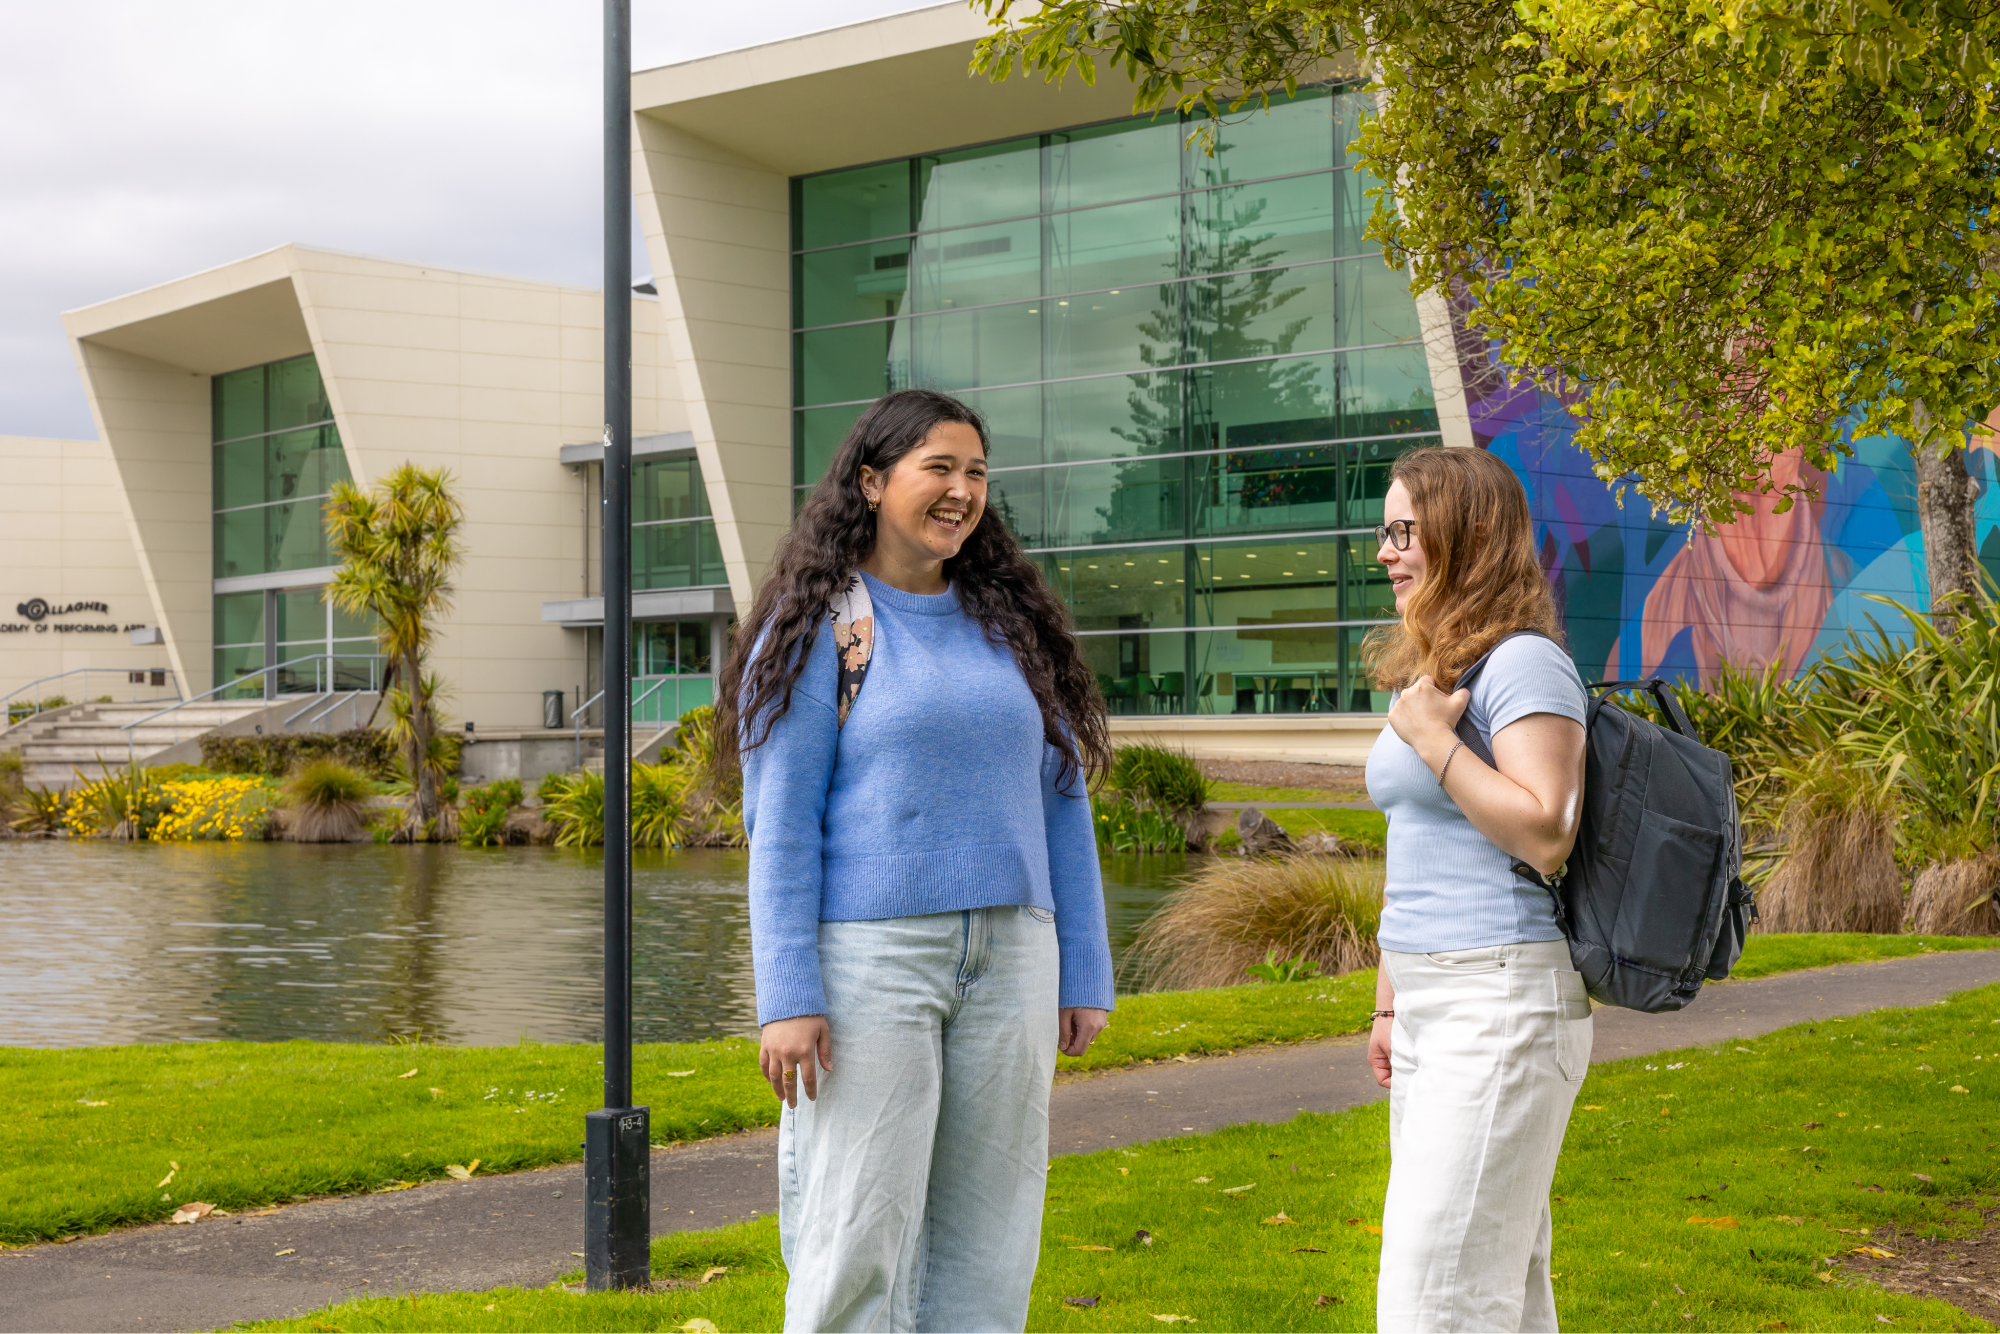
top-left (1366, 446), bottom-right (1562, 691)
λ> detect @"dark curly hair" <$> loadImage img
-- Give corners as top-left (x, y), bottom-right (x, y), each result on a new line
top-left (717, 388), bottom-right (1110, 791)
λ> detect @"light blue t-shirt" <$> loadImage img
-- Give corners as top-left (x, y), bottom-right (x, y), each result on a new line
top-left (1366, 634), bottom-right (1588, 954)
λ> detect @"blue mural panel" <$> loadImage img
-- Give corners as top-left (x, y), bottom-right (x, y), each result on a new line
top-left (1462, 361), bottom-right (2000, 686)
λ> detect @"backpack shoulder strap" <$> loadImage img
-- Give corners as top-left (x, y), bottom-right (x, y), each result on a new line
top-left (1448, 628), bottom-right (1556, 767)
top-left (829, 573), bottom-right (876, 728)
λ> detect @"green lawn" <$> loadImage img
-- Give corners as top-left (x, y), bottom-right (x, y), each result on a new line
top-left (245, 982), bottom-right (2000, 1333)
top-left (7, 934), bottom-right (1994, 1249)
top-left (1208, 782), bottom-right (1368, 804)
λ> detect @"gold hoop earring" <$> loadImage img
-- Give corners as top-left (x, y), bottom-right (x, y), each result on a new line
top-left (867, 499), bottom-right (879, 513)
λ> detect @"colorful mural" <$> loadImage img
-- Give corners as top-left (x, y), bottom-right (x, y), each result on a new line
top-left (1463, 365), bottom-right (2000, 687)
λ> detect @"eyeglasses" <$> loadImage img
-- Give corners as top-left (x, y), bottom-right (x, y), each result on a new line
top-left (1375, 519), bottom-right (1418, 551)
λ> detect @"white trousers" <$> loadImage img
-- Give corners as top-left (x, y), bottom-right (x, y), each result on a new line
top-left (778, 906), bottom-right (1060, 1333)
top-left (1377, 940), bottom-right (1592, 1334)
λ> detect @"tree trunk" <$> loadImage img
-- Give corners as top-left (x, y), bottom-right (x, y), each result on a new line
top-left (1914, 438), bottom-right (1981, 632)
top-left (407, 647), bottom-right (437, 835)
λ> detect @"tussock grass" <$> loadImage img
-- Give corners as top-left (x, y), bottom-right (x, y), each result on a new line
top-left (1757, 757), bottom-right (1903, 934)
top-left (1908, 849), bottom-right (2000, 937)
top-left (281, 760), bottom-right (373, 843)
top-left (1128, 855), bottom-right (1384, 990)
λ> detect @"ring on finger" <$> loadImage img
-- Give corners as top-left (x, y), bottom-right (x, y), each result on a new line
top-left (782, 1071), bottom-right (796, 1081)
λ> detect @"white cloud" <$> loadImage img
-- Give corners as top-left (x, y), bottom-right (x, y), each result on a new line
top-left (0, 0), bottom-right (946, 439)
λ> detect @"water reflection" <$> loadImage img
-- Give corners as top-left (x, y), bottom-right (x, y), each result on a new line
top-left (0, 842), bottom-right (1184, 1048)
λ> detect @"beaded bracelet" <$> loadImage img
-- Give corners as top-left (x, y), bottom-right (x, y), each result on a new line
top-left (1371, 1009), bottom-right (1395, 1020)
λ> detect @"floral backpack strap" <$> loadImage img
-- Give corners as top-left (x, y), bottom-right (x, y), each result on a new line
top-left (828, 573), bottom-right (876, 728)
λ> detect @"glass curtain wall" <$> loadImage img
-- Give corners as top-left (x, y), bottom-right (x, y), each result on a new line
top-left (633, 456), bottom-right (726, 590)
top-left (211, 354), bottom-right (377, 696)
top-left (791, 86), bottom-right (1438, 714)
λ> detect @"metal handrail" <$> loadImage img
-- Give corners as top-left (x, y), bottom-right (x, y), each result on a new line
top-left (305, 691), bottom-right (370, 731)
top-left (567, 678), bottom-right (686, 769)
top-left (282, 692), bottom-right (333, 730)
top-left (2, 666), bottom-right (182, 725)
top-left (121, 653), bottom-right (385, 761)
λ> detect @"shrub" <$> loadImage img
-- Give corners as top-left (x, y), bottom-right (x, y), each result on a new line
top-left (1097, 744), bottom-right (1210, 851)
top-left (1755, 755), bottom-right (1902, 934)
top-left (281, 760), bottom-right (373, 843)
top-left (1092, 796), bottom-right (1187, 854)
top-left (9, 785), bottom-right (66, 834)
top-left (631, 763), bottom-right (687, 849)
top-left (458, 778), bottom-right (524, 848)
top-left (543, 771), bottom-right (606, 848)
top-left (1126, 854), bottom-right (1384, 991)
top-left (153, 776), bottom-right (273, 842)
top-left (665, 706), bottom-right (745, 847)
top-left (200, 729), bottom-right (405, 780)
top-left (535, 769), bottom-right (571, 805)
top-left (63, 762), bottom-right (169, 840)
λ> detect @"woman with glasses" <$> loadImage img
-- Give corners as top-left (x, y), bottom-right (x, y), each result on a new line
top-left (1363, 447), bottom-right (1592, 1333)
top-left (720, 389), bottom-right (1115, 1333)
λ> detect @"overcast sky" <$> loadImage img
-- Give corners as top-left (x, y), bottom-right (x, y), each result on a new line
top-left (0, 0), bottom-right (944, 441)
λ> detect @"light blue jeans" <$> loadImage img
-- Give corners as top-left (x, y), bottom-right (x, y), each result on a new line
top-left (778, 905), bottom-right (1060, 1333)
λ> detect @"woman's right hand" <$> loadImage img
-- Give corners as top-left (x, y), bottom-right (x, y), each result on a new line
top-left (760, 1015), bottom-right (833, 1108)
top-left (1368, 1015), bottom-right (1393, 1088)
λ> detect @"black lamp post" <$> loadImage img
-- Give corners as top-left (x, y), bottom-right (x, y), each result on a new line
top-left (584, 0), bottom-right (649, 1292)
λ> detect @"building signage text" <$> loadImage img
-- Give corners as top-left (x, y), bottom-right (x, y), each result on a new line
top-left (1, 597), bottom-right (139, 636)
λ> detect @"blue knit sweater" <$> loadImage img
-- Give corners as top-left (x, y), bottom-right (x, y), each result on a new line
top-left (741, 571), bottom-right (1116, 1025)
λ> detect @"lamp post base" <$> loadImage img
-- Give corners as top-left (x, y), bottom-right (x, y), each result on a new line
top-left (584, 1105), bottom-right (651, 1290)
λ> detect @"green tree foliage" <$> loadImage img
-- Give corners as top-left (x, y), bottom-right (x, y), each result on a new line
top-left (973, 0), bottom-right (1996, 612)
top-left (324, 465), bottom-right (464, 838)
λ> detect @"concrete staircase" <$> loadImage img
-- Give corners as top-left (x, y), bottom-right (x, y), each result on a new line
top-left (4, 699), bottom-right (289, 788)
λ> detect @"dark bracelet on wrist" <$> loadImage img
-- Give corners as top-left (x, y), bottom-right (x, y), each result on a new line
top-left (1371, 1009), bottom-right (1395, 1020)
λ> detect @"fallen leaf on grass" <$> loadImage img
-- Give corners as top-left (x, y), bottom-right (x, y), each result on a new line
top-left (397, 1069), bottom-right (418, 1079)
top-left (155, 1163), bottom-right (179, 1189)
top-left (1063, 1297), bottom-right (1100, 1308)
top-left (1804, 1122), bottom-right (1823, 1129)
top-left (1152, 1316), bottom-right (1194, 1324)
top-left (275, 1248), bottom-right (296, 1257)
top-left (1119, 1167), bottom-right (1130, 1176)
top-left (1580, 1105), bottom-right (1603, 1111)
top-left (1314, 1294), bottom-right (1341, 1308)
top-left (1292, 1247), bottom-right (1326, 1254)
top-left (1876, 1317), bottom-right (1893, 1325)
top-left (1191, 1177), bottom-right (1212, 1184)
top-left (697, 1266), bottom-right (727, 1285)
top-left (1817, 1271), bottom-right (1835, 1283)
top-left (1686, 1216), bottom-right (1738, 1228)
top-left (677, 1321), bottom-right (719, 1333)
top-left (444, 1159), bottom-right (481, 1181)
top-left (428, 1088), bottom-right (444, 1099)
top-left (1659, 1107), bottom-right (1672, 1117)
top-left (1950, 1086), bottom-right (1969, 1094)
top-left (170, 1202), bottom-right (214, 1225)
top-left (1853, 1246), bottom-right (1898, 1259)
top-left (483, 1303), bottom-right (496, 1311)
top-left (376, 1181), bottom-right (417, 1193)
top-left (76, 1100), bottom-right (109, 1107)
top-left (1769, 1216), bottom-right (1805, 1225)
top-left (1262, 1213), bottom-right (1293, 1225)
top-left (1219, 1183), bottom-right (1255, 1194)
top-left (1074, 1245), bottom-right (1114, 1252)
top-left (1856, 1182), bottom-right (1886, 1193)
top-left (1912, 1173), bottom-right (1934, 1182)
top-left (665, 1070), bottom-right (696, 1078)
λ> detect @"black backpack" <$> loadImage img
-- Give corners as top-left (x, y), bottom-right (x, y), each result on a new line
top-left (1452, 632), bottom-right (1754, 1013)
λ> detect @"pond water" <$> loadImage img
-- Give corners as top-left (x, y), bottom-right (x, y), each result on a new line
top-left (0, 842), bottom-right (1187, 1049)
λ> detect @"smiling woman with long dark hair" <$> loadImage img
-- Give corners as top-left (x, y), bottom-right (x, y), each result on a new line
top-left (717, 388), bottom-right (1114, 1333)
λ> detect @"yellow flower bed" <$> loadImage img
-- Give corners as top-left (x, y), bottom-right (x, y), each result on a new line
top-left (153, 776), bottom-right (272, 842)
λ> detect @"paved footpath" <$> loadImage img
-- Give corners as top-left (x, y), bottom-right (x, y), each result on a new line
top-left (6, 949), bottom-right (1999, 1333)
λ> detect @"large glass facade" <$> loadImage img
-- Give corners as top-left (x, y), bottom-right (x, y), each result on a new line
top-left (211, 354), bottom-right (376, 695)
top-left (791, 87), bottom-right (1437, 713)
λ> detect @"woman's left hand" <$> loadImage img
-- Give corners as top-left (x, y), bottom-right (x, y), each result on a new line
top-left (1387, 673), bottom-right (1469, 757)
top-left (1059, 1007), bottom-right (1109, 1057)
